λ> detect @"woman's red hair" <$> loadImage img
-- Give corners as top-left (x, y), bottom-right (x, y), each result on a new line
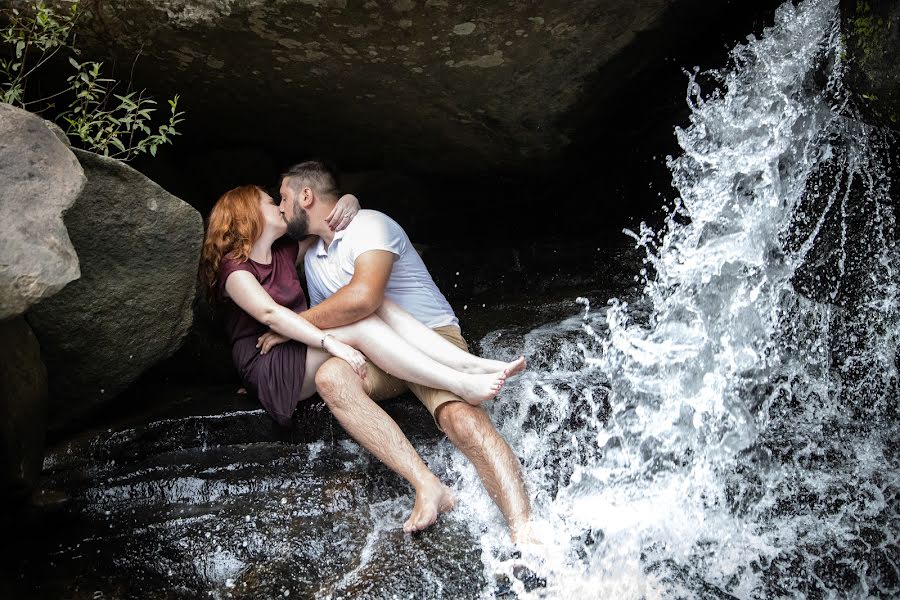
top-left (199, 185), bottom-right (265, 303)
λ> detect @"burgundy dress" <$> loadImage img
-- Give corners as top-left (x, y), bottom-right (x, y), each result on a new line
top-left (219, 238), bottom-right (308, 426)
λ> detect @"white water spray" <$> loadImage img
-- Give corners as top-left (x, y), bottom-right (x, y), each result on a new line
top-left (455, 0), bottom-right (900, 596)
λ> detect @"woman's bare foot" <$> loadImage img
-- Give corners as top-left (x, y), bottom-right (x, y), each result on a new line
top-left (503, 356), bottom-right (527, 378)
top-left (455, 371), bottom-right (507, 406)
top-left (404, 478), bottom-right (456, 533)
top-left (462, 355), bottom-right (527, 377)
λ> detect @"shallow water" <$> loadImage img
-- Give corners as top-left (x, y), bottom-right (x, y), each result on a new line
top-left (6, 389), bottom-right (486, 599)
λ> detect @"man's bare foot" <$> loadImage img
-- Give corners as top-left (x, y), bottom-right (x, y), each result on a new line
top-left (510, 522), bottom-right (543, 546)
top-left (404, 478), bottom-right (455, 533)
top-left (456, 371), bottom-right (507, 406)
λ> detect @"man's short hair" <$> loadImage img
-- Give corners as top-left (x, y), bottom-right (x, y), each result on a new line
top-left (281, 160), bottom-right (340, 199)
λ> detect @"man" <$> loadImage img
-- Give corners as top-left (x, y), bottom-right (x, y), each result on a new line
top-left (278, 160), bottom-right (532, 541)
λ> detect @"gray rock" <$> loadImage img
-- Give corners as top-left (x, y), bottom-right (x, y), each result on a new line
top-left (27, 149), bottom-right (204, 428)
top-left (69, 0), bottom-right (691, 175)
top-left (0, 104), bottom-right (83, 320)
top-left (0, 317), bottom-right (48, 504)
top-left (43, 120), bottom-right (71, 147)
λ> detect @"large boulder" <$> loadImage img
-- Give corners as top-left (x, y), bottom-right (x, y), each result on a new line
top-left (0, 104), bottom-right (83, 320)
top-left (0, 317), bottom-right (48, 505)
top-left (27, 149), bottom-right (204, 428)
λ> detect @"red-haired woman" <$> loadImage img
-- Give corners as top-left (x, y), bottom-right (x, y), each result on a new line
top-left (199, 185), bottom-right (519, 427)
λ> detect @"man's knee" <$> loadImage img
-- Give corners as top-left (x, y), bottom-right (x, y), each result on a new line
top-left (315, 358), bottom-right (365, 409)
top-left (437, 401), bottom-right (491, 441)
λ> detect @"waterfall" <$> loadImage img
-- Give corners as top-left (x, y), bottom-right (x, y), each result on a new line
top-left (462, 0), bottom-right (900, 596)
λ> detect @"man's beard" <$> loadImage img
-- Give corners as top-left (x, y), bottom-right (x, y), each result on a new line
top-left (285, 200), bottom-right (311, 240)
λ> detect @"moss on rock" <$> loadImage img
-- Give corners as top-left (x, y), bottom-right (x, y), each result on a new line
top-left (842, 0), bottom-right (900, 127)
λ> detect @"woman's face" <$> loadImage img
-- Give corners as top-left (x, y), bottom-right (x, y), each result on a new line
top-left (259, 191), bottom-right (287, 235)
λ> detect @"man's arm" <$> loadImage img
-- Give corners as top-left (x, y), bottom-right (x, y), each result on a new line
top-left (301, 249), bottom-right (395, 330)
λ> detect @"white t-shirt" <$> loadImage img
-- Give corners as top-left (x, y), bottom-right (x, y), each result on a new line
top-left (304, 210), bottom-right (458, 329)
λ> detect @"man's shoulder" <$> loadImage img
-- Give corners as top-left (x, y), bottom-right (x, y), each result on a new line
top-left (350, 209), bottom-right (399, 229)
top-left (344, 209), bottom-right (406, 242)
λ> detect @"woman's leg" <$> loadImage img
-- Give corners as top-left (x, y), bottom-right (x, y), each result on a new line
top-left (300, 347), bottom-right (333, 401)
top-left (327, 314), bottom-right (507, 406)
top-left (375, 300), bottom-right (526, 376)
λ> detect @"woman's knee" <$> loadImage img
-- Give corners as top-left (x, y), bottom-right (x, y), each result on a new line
top-left (338, 313), bottom-right (387, 344)
top-left (376, 298), bottom-right (400, 318)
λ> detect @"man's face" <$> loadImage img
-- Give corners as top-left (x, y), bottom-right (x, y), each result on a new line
top-left (280, 180), bottom-right (310, 240)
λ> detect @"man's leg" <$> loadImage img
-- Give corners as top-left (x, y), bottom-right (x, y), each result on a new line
top-left (436, 401), bottom-right (532, 543)
top-left (405, 327), bottom-right (533, 543)
top-left (314, 357), bottom-right (455, 533)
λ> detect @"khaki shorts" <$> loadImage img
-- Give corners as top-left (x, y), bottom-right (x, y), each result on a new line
top-left (363, 324), bottom-right (469, 426)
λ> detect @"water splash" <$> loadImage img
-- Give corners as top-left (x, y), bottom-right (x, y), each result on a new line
top-left (466, 0), bottom-right (900, 596)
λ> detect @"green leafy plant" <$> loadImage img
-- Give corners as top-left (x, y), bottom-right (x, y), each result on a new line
top-left (851, 0), bottom-right (887, 68)
top-left (0, 1), bottom-right (185, 160)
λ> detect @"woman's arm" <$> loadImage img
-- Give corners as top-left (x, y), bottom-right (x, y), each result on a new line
top-left (224, 270), bottom-right (367, 376)
top-left (266, 193), bottom-right (359, 350)
top-left (294, 193), bottom-right (360, 263)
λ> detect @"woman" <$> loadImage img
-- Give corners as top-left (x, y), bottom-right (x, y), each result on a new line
top-left (199, 185), bottom-right (524, 426)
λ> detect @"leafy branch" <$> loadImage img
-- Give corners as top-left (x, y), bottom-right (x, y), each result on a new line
top-left (0, 1), bottom-right (185, 160)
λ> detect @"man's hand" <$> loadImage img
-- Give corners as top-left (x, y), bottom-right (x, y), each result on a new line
top-left (326, 194), bottom-right (360, 232)
top-left (257, 330), bottom-right (289, 354)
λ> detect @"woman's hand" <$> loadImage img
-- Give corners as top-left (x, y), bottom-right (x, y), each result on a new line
top-left (257, 330), bottom-right (289, 354)
top-left (325, 193), bottom-right (360, 232)
top-left (323, 335), bottom-right (367, 380)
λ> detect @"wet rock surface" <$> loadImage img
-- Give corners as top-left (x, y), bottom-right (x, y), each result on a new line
top-left (4, 389), bottom-right (484, 599)
top-left (0, 317), bottom-right (48, 504)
